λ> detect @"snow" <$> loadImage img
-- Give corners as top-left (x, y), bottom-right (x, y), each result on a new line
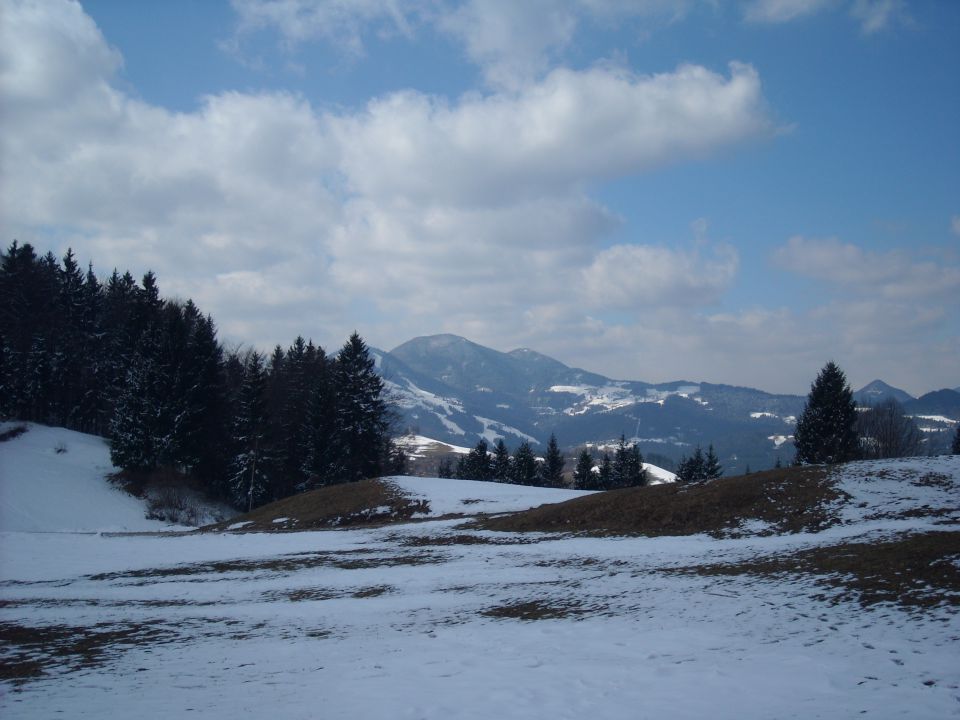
top-left (643, 462), bottom-right (677, 484)
top-left (395, 434), bottom-right (472, 458)
top-left (911, 414), bottom-right (958, 425)
top-left (473, 416), bottom-right (539, 445)
top-left (385, 475), bottom-right (592, 516)
top-left (768, 434), bottom-right (793, 448)
top-left (3, 431), bottom-right (959, 719)
top-left (751, 411), bottom-right (779, 419)
top-left (0, 423), bottom-right (187, 533)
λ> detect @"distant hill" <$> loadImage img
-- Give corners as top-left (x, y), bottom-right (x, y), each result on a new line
top-left (854, 379), bottom-right (914, 406)
top-left (377, 335), bottom-right (959, 475)
top-left (378, 334), bottom-right (809, 475)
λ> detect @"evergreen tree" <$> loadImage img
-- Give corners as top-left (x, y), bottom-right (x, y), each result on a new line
top-left (573, 448), bottom-right (596, 490)
top-left (952, 425), bottom-right (960, 455)
top-left (228, 352), bottom-right (272, 511)
top-left (510, 442), bottom-right (538, 485)
top-left (492, 438), bottom-right (511, 481)
top-left (676, 447), bottom-right (705, 484)
top-left (460, 438), bottom-right (493, 480)
top-left (333, 333), bottom-right (389, 483)
top-left (436, 457), bottom-right (454, 478)
top-left (597, 452), bottom-right (613, 490)
top-left (300, 354), bottom-right (339, 490)
top-left (794, 362), bottom-right (859, 465)
top-left (540, 434), bottom-right (565, 487)
top-left (610, 435), bottom-right (645, 488)
top-left (703, 444), bottom-right (723, 480)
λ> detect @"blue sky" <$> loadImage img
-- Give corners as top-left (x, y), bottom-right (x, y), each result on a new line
top-left (1, 0), bottom-right (958, 395)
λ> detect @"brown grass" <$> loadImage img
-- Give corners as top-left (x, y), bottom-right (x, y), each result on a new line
top-left (206, 478), bottom-right (429, 532)
top-left (478, 466), bottom-right (843, 537)
top-left (673, 531), bottom-right (960, 609)
top-left (0, 620), bottom-right (175, 684)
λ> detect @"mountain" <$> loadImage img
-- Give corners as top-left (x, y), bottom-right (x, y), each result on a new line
top-left (853, 379), bottom-right (914, 406)
top-left (378, 335), bottom-right (807, 475)
top-left (905, 388), bottom-right (960, 418)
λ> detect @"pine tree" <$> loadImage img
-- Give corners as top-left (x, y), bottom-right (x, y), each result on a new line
top-left (952, 425), bottom-right (960, 455)
top-left (510, 442), bottom-right (538, 485)
top-left (436, 457), bottom-right (454, 478)
top-left (540, 434), bottom-right (565, 487)
top-left (676, 447), bottom-right (705, 483)
top-left (794, 362), bottom-right (859, 465)
top-left (597, 452), bottom-right (613, 490)
top-left (573, 448), bottom-right (596, 490)
top-left (492, 438), bottom-right (511, 481)
top-left (228, 352), bottom-right (272, 511)
top-left (459, 439), bottom-right (493, 480)
top-left (703, 444), bottom-right (723, 480)
top-left (333, 333), bottom-right (390, 483)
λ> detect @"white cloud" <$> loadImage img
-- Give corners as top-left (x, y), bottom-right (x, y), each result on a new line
top-left (229, 0), bottom-right (418, 56)
top-left (330, 62), bottom-right (772, 205)
top-left (743, 0), bottom-right (835, 24)
top-left (743, 0), bottom-right (908, 33)
top-left (849, 0), bottom-right (908, 34)
top-left (0, 0), bottom-right (773, 359)
top-left (773, 236), bottom-right (960, 300)
top-left (581, 243), bottom-right (738, 309)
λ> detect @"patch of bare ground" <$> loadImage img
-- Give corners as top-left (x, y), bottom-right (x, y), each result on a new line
top-left (398, 533), bottom-right (543, 547)
top-left (480, 598), bottom-right (603, 621)
top-left (478, 466), bottom-right (844, 537)
top-left (89, 548), bottom-right (443, 583)
top-left (0, 424), bottom-right (28, 442)
top-left (205, 478), bottom-right (429, 532)
top-left (0, 620), bottom-right (175, 684)
top-left (673, 531), bottom-right (960, 609)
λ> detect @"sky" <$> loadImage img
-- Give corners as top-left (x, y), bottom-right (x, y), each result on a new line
top-left (1, 0), bottom-right (958, 396)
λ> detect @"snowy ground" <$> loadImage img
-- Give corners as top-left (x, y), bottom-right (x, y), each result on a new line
top-left (1, 427), bottom-right (959, 718)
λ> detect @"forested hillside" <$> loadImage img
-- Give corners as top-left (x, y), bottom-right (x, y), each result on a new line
top-left (0, 242), bottom-right (396, 510)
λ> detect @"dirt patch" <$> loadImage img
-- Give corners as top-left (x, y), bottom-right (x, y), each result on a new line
top-left (480, 598), bottom-right (598, 621)
top-left (399, 533), bottom-right (541, 547)
top-left (478, 466), bottom-right (844, 537)
top-left (89, 548), bottom-right (443, 582)
top-left (674, 531), bottom-right (960, 609)
top-left (206, 478), bottom-right (429, 533)
top-left (0, 620), bottom-right (175, 684)
top-left (0, 424), bottom-right (28, 442)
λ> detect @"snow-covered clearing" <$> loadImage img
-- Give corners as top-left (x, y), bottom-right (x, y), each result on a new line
top-left (2, 426), bottom-right (959, 718)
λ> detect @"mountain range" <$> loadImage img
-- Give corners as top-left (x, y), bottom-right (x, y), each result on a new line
top-left (375, 334), bottom-right (959, 475)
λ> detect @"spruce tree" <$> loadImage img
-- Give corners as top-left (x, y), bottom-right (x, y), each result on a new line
top-left (952, 425), bottom-right (960, 455)
top-left (676, 447), bottom-right (705, 483)
top-left (492, 438), bottom-right (511, 481)
top-left (228, 352), bottom-right (272, 510)
top-left (510, 442), bottom-right (539, 485)
top-left (703, 444), bottom-right (723, 480)
top-left (540, 434), bottom-right (565, 487)
top-left (333, 333), bottom-right (389, 483)
top-left (461, 439), bottom-right (493, 480)
top-left (573, 448), bottom-right (596, 490)
top-left (597, 452), bottom-right (613, 490)
top-left (793, 362), bottom-right (859, 465)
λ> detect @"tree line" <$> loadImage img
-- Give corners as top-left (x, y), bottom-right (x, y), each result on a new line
top-left (0, 242), bottom-right (397, 510)
top-left (442, 434), bottom-right (651, 490)
top-left (793, 361), bottom-right (959, 465)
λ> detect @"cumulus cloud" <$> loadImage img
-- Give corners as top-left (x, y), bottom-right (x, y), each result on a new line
top-left (581, 243), bottom-right (738, 309)
top-left (0, 0), bottom-right (774, 359)
top-left (743, 0), bottom-right (908, 33)
top-left (773, 236), bottom-right (960, 300)
top-left (229, 0), bottom-right (418, 56)
top-left (743, 0), bottom-right (835, 24)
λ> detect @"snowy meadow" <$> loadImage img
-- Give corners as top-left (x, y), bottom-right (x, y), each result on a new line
top-left (1, 425), bottom-right (959, 719)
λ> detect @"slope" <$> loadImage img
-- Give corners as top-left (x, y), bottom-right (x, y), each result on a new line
top-left (0, 423), bottom-right (179, 533)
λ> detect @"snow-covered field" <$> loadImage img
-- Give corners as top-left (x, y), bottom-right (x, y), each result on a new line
top-left (2, 426), bottom-right (959, 718)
